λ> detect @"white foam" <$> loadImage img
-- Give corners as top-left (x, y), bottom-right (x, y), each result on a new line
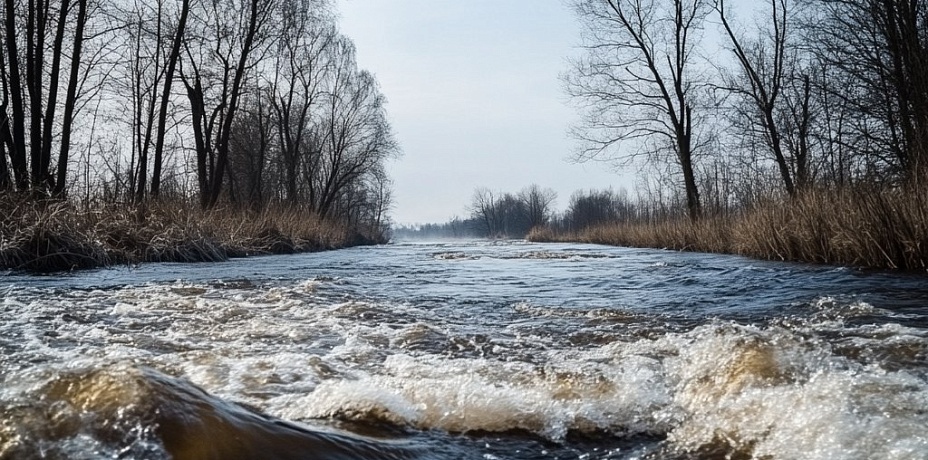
top-left (3, 281), bottom-right (927, 459)
top-left (264, 322), bottom-right (928, 459)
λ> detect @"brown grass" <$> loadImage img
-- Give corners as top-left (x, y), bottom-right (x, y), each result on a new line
top-left (530, 187), bottom-right (928, 271)
top-left (0, 196), bottom-right (358, 272)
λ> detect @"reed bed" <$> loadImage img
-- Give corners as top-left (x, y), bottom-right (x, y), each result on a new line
top-left (0, 196), bottom-right (357, 272)
top-left (530, 187), bottom-right (928, 271)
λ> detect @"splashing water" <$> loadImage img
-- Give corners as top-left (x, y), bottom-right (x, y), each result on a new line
top-left (2, 241), bottom-right (927, 459)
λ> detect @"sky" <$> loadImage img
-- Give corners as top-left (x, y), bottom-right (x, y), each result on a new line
top-left (336, 0), bottom-right (632, 225)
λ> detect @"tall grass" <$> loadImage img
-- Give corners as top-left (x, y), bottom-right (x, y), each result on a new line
top-left (529, 187), bottom-right (928, 271)
top-left (0, 196), bottom-right (359, 272)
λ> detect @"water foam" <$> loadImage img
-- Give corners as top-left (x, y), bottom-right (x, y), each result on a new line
top-left (2, 271), bottom-right (926, 459)
top-left (262, 320), bottom-right (928, 459)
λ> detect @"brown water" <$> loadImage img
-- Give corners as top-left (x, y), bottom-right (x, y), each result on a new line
top-left (1, 240), bottom-right (927, 459)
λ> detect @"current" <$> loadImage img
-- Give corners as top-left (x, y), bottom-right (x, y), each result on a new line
top-left (1, 240), bottom-right (927, 459)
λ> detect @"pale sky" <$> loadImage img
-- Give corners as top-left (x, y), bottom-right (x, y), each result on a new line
top-left (337, 0), bottom-right (631, 225)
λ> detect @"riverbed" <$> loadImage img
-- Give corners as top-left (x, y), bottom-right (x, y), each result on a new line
top-left (1, 240), bottom-right (926, 459)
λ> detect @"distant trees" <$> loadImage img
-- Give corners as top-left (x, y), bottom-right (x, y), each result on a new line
top-left (469, 185), bottom-right (556, 238)
top-left (520, 184), bottom-right (558, 229)
top-left (0, 0), bottom-right (396, 241)
top-left (561, 188), bottom-right (635, 231)
top-left (393, 217), bottom-right (481, 240)
top-left (417, 186), bottom-right (661, 239)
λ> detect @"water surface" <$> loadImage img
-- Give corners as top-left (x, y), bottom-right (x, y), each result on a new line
top-left (2, 241), bottom-right (927, 459)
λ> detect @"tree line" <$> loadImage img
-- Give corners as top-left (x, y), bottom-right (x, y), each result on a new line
top-left (395, 185), bottom-right (654, 240)
top-left (0, 0), bottom-right (396, 237)
top-left (466, 186), bottom-right (673, 238)
top-left (567, 0), bottom-right (928, 220)
top-left (468, 185), bottom-right (558, 238)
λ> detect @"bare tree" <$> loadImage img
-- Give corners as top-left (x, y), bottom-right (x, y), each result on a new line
top-left (717, 0), bottom-right (811, 196)
top-left (268, 3), bottom-right (335, 204)
top-left (313, 38), bottom-right (397, 218)
top-left (470, 187), bottom-right (500, 237)
top-left (151, 0), bottom-right (190, 198)
top-left (179, 0), bottom-right (275, 208)
top-left (117, 0), bottom-right (173, 202)
top-left (568, 0), bottom-right (711, 220)
top-left (804, 0), bottom-right (928, 183)
top-left (0, 0), bottom-right (92, 195)
top-left (52, 0), bottom-right (89, 196)
top-left (519, 184), bottom-right (556, 228)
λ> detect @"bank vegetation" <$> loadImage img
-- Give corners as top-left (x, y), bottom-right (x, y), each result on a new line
top-left (0, 0), bottom-right (396, 271)
top-left (0, 195), bottom-right (362, 272)
top-left (416, 0), bottom-right (928, 272)
top-left (526, 187), bottom-right (928, 271)
top-left (526, 0), bottom-right (928, 271)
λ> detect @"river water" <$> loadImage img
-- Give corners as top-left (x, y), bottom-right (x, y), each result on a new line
top-left (1, 240), bottom-right (927, 459)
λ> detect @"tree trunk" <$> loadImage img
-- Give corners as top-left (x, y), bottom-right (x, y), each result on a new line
top-left (152, 0), bottom-right (190, 198)
top-left (53, 0), bottom-right (88, 196)
top-left (42, 0), bottom-right (71, 194)
top-left (5, 0), bottom-right (29, 191)
top-left (203, 0), bottom-right (264, 209)
top-left (678, 107), bottom-right (701, 220)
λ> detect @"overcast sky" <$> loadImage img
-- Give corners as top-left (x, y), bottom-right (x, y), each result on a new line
top-left (337, 0), bottom-right (631, 225)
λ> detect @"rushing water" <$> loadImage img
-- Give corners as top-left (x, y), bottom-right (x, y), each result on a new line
top-left (2, 240), bottom-right (928, 459)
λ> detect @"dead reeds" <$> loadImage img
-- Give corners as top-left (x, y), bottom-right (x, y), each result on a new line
top-left (530, 187), bottom-right (928, 271)
top-left (731, 187), bottom-right (928, 270)
top-left (0, 196), bottom-right (358, 272)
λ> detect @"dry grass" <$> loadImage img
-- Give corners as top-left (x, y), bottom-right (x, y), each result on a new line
top-left (0, 196), bottom-right (358, 272)
top-left (525, 226), bottom-right (559, 242)
top-left (530, 187), bottom-right (928, 271)
top-left (731, 188), bottom-right (928, 270)
top-left (574, 216), bottom-right (732, 254)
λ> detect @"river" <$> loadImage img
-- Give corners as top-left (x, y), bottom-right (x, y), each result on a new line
top-left (1, 240), bottom-right (927, 459)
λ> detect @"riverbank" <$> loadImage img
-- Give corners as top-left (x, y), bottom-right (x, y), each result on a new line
top-left (529, 187), bottom-right (928, 271)
top-left (0, 197), bottom-right (368, 272)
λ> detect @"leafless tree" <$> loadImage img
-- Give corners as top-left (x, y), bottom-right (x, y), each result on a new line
top-left (519, 184), bottom-right (556, 228)
top-left (804, 0), bottom-right (928, 183)
top-left (0, 0), bottom-right (92, 195)
top-left (470, 187), bottom-right (501, 237)
top-left (716, 0), bottom-right (814, 196)
top-left (151, 0), bottom-right (190, 198)
top-left (115, 0), bottom-right (187, 202)
top-left (179, 0), bottom-right (275, 209)
top-left (267, 0), bottom-right (334, 204)
top-left (312, 38), bottom-right (397, 218)
top-left (568, 0), bottom-right (712, 220)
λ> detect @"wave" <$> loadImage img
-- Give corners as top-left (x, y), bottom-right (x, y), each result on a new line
top-left (0, 364), bottom-right (417, 460)
top-left (3, 277), bottom-right (927, 459)
top-left (267, 322), bottom-right (928, 459)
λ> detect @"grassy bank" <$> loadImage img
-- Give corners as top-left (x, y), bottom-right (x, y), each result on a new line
top-left (0, 197), bottom-right (366, 272)
top-left (529, 187), bottom-right (928, 271)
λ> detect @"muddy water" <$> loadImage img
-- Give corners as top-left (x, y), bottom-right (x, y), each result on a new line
top-left (1, 240), bottom-right (927, 459)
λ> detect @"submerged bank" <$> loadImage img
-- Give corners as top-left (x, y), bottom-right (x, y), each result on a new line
top-left (530, 188), bottom-right (928, 271)
top-left (0, 197), bottom-right (372, 272)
